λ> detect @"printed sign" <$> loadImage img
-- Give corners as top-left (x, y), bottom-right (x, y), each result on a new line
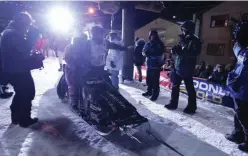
top-left (134, 66), bottom-right (233, 107)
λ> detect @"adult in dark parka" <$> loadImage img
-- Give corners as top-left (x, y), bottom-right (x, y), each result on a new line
top-left (142, 30), bottom-right (164, 101)
top-left (164, 20), bottom-right (201, 114)
top-left (134, 38), bottom-right (146, 82)
top-left (0, 12), bottom-right (41, 127)
top-left (225, 20), bottom-right (248, 152)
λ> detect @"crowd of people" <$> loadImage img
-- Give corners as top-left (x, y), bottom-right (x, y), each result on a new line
top-left (0, 11), bottom-right (247, 153)
top-left (193, 61), bottom-right (234, 85)
top-left (133, 18), bottom-right (248, 152)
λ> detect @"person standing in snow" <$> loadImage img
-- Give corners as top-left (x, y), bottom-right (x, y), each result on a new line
top-left (88, 26), bottom-right (127, 72)
top-left (64, 33), bottom-right (89, 114)
top-left (0, 33), bottom-right (14, 99)
top-left (105, 31), bottom-right (124, 90)
top-left (65, 26), bottom-right (126, 113)
top-left (142, 30), bottom-right (164, 101)
top-left (164, 21), bottom-right (201, 114)
top-left (134, 38), bottom-right (146, 82)
top-left (53, 35), bottom-right (70, 71)
top-left (0, 12), bottom-right (42, 127)
top-left (225, 20), bottom-right (248, 152)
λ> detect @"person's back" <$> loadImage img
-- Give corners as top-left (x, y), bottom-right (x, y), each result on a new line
top-left (64, 35), bottom-right (91, 113)
top-left (0, 12), bottom-right (41, 128)
top-left (64, 36), bottom-right (90, 71)
top-left (134, 39), bottom-right (145, 66)
top-left (1, 22), bottom-right (32, 73)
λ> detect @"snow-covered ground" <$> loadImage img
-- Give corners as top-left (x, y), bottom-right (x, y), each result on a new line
top-left (0, 58), bottom-right (247, 156)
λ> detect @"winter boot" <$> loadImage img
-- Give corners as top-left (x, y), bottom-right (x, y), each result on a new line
top-left (0, 86), bottom-right (13, 99)
top-left (138, 77), bottom-right (142, 82)
top-left (58, 64), bottom-right (63, 72)
top-left (183, 107), bottom-right (196, 114)
top-left (164, 104), bottom-right (177, 110)
top-left (11, 112), bottom-right (19, 125)
top-left (142, 91), bottom-right (152, 97)
top-left (10, 104), bottom-right (19, 124)
top-left (238, 143), bottom-right (248, 152)
top-left (150, 90), bottom-right (159, 101)
top-left (150, 95), bottom-right (159, 101)
top-left (0, 92), bottom-right (13, 99)
top-left (19, 117), bottom-right (39, 128)
top-left (19, 102), bottom-right (39, 128)
top-left (225, 133), bottom-right (245, 144)
top-left (183, 104), bottom-right (197, 114)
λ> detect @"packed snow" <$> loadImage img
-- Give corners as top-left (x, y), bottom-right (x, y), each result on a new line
top-left (0, 58), bottom-right (247, 156)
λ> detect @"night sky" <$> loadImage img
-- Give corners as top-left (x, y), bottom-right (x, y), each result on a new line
top-left (0, 1), bottom-right (222, 32)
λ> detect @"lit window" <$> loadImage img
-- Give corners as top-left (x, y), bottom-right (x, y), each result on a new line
top-left (210, 15), bottom-right (229, 28)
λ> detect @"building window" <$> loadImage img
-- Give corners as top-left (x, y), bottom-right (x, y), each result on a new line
top-left (242, 13), bottom-right (248, 21)
top-left (210, 15), bottom-right (229, 28)
top-left (207, 44), bottom-right (225, 56)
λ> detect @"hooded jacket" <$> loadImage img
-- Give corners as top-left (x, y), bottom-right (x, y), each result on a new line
top-left (64, 37), bottom-right (91, 72)
top-left (0, 22), bottom-right (39, 73)
top-left (227, 43), bottom-right (248, 101)
top-left (134, 39), bottom-right (146, 66)
top-left (172, 21), bottom-right (201, 78)
top-left (143, 31), bottom-right (164, 69)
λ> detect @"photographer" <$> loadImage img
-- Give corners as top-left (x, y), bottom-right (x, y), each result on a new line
top-left (0, 12), bottom-right (43, 127)
top-left (225, 21), bottom-right (248, 152)
top-left (164, 21), bottom-right (201, 114)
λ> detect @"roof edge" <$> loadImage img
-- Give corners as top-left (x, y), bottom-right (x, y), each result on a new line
top-left (136, 17), bottom-right (181, 31)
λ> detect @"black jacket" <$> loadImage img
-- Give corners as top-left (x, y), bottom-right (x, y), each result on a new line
top-left (172, 35), bottom-right (201, 78)
top-left (0, 23), bottom-right (40, 73)
top-left (134, 39), bottom-right (145, 66)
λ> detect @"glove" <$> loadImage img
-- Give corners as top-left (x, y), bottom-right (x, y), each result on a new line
top-left (171, 44), bottom-right (183, 55)
top-left (111, 61), bottom-right (116, 68)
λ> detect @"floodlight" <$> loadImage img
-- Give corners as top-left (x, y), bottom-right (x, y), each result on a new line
top-left (48, 7), bottom-right (74, 33)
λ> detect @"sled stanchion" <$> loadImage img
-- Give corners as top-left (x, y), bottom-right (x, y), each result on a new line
top-left (146, 122), bottom-right (185, 156)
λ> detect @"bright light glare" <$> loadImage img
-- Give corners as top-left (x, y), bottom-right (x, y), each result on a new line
top-left (49, 7), bottom-right (74, 33)
top-left (84, 31), bottom-right (89, 39)
top-left (88, 7), bottom-right (95, 14)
